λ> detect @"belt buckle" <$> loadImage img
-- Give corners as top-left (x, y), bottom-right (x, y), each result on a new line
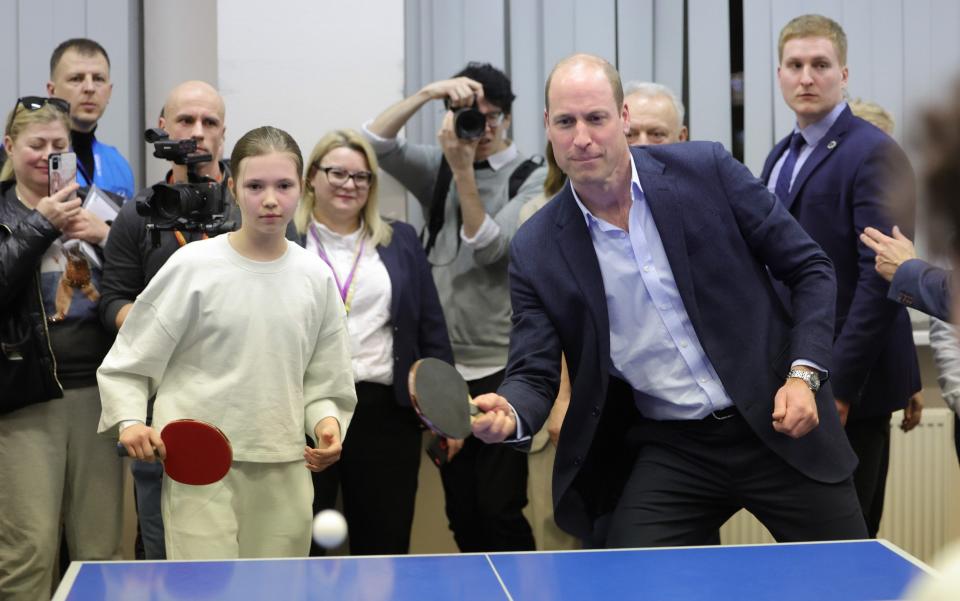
top-left (710, 406), bottom-right (736, 420)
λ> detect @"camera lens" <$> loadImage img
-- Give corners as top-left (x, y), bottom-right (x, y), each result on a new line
top-left (51, 157), bottom-right (59, 168)
top-left (453, 107), bottom-right (486, 140)
top-left (157, 187), bottom-right (207, 221)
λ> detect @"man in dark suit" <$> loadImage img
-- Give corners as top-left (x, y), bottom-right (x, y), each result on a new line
top-left (470, 53), bottom-right (867, 547)
top-left (760, 15), bottom-right (921, 538)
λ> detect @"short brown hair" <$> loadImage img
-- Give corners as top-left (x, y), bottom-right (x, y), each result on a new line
top-left (778, 14), bottom-right (847, 66)
top-left (545, 54), bottom-right (623, 112)
top-left (50, 38), bottom-right (110, 76)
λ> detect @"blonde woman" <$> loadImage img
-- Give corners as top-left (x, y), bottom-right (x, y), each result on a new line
top-left (1, 97), bottom-right (121, 599)
top-left (299, 129), bottom-right (453, 555)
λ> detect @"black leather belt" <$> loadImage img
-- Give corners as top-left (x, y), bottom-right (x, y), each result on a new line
top-left (708, 406), bottom-right (738, 420)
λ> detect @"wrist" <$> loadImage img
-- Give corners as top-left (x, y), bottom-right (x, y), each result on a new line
top-left (416, 86), bottom-right (438, 103)
top-left (787, 368), bottom-right (820, 393)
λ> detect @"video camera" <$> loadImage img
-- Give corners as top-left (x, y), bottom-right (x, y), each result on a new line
top-left (136, 128), bottom-right (233, 247)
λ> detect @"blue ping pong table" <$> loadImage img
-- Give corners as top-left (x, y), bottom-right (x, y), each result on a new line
top-left (53, 539), bottom-right (932, 601)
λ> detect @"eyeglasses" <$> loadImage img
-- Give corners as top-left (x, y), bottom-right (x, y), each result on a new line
top-left (6, 96), bottom-right (71, 133)
top-left (317, 166), bottom-right (374, 189)
top-left (482, 111), bottom-right (504, 127)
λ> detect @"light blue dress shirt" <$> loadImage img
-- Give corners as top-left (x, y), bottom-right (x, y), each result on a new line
top-left (571, 158), bottom-right (735, 420)
top-left (766, 101), bottom-right (848, 194)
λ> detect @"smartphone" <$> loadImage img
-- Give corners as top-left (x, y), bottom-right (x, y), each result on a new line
top-left (48, 151), bottom-right (77, 197)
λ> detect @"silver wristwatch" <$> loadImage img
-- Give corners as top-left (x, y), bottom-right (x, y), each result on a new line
top-left (787, 369), bottom-right (820, 393)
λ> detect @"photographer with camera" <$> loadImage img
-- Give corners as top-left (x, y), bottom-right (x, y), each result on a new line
top-left (363, 62), bottom-right (545, 552)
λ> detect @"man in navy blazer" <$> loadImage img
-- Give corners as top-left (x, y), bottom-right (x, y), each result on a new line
top-left (761, 15), bottom-right (921, 537)
top-left (470, 53), bottom-right (867, 547)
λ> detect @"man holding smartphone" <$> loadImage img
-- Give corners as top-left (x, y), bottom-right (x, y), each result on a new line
top-left (47, 38), bottom-right (135, 199)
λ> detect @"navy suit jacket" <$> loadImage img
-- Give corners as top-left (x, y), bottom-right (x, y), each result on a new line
top-left (760, 106), bottom-right (921, 419)
top-left (889, 258), bottom-right (952, 322)
top-left (500, 143), bottom-right (857, 539)
top-left (300, 221), bottom-right (453, 406)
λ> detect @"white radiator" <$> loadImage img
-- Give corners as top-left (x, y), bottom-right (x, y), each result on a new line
top-left (879, 408), bottom-right (958, 563)
top-left (720, 408), bottom-right (959, 563)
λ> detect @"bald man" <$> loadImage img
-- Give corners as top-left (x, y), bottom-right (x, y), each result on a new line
top-left (96, 80), bottom-right (230, 559)
top-left (470, 54), bottom-right (866, 548)
top-left (623, 81), bottom-right (688, 146)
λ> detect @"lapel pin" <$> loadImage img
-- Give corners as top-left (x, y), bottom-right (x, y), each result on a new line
top-left (827, 140), bottom-right (837, 150)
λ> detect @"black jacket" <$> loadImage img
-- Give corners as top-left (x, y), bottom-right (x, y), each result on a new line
top-left (0, 180), bottom-right (63, 411)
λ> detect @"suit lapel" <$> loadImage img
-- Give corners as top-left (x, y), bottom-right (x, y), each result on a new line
top-left (784, 106), bottom-right (852, 211)
top-left (762, 135), bottom-right (791, 183)
top-left (377, 242), bottom-right (402, 320)
top-left (554, 185), bottom-right (609, 357)
top-left (633, 148), bottom-right (701, 328)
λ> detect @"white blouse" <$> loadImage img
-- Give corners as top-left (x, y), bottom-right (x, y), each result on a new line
top-left (306, 219), bottom-right (394, 385)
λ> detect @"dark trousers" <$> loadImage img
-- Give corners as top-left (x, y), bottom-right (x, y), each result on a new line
top-left (131, 460), bottom-right (166, 559)
top-left (955, 413), bottom-right (960, 467)
top-left (844, 414), bottom-right (892, 538)
top-left (439, 370), bottom-right (536, 552)
top-left (311, 382), bottom-right (423, 555)
top-left (606, 409), bottom-right (867, 548)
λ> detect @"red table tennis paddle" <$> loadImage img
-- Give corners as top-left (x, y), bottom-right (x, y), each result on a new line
top-left (116, 419), bottom-right (232, 485)
top-left (408, 358), bottom-right (484, 466)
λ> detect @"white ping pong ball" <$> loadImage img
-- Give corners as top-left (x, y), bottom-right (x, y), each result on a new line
top-left (312, 509), bottom-right (348, 549)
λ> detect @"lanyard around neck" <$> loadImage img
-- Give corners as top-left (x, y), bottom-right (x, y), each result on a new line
top-left (308, 222), bottom-right (366, 314)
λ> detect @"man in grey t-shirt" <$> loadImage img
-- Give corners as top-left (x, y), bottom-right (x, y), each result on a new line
top-left (363, 62), bottom-right (544, 552)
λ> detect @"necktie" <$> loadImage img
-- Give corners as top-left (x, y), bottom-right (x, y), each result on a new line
top-left (473, 159), bottom-right (492, 170)
top-left (774, 132), bottom-right (805, 203)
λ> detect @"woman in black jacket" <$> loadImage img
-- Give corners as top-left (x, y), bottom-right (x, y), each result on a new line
top-left (0, 98), bottom-right (122, 600)
top-left (297, 129), bottom-right (454, 555)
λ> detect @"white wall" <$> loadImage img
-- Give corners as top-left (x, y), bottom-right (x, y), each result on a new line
top-left (3, 0), bottom-right (143, 189)
top-left (140, 0), bottom-right (406, 217)
top-left (217, 0), bottom-right (407, 219)
top-left (142, 0), bottom-right (219, 186)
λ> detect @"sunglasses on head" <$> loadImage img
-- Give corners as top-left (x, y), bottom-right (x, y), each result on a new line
top-left (5, 96), bottom-right (71, 134)
top-left (17, 96), bottom-right (70, 113)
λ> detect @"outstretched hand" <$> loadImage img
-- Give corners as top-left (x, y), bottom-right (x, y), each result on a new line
top-left (859, 225), bottom-right (916, 282)
top-left (470, 393), bottom-right (517, 443)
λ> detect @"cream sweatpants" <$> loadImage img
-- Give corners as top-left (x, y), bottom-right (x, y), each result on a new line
top-left (162, 459), bottom-right (313, 559)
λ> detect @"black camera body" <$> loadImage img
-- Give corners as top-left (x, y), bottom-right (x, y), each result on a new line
top-left (444, 99), bottom-right (486, 140)
top-left (136, 128), bottom-right (234, 247)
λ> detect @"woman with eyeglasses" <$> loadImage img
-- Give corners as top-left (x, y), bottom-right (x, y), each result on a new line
top-left (297, 129), bottom-right (453, 555)
top-left (0, 98), bottom-right (122, 599)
